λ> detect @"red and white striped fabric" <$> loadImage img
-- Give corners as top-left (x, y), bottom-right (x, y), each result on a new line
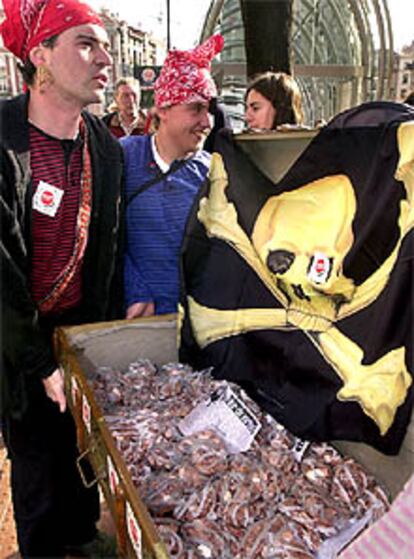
top-left (340, 475), bottom-right (414, 559)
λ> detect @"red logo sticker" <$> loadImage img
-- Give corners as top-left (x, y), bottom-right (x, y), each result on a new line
top-left (33, 181), bottom-right (64, 217)
top-left (82, 394), bottom-right (91, 433)
top-left (315, 258), bottom-right (327, 275)
top-left (308, 252), bottom-right (331, 284)
top-left (142, 67), bottom-right (155, 83)
top-left (41, 190), bottom-right (55, 206)
top-left (129, 518), bottom-right (138, 542)
top-left (126, 502), bottom-right (142, 557)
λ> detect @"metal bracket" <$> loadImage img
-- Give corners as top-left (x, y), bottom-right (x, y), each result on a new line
top-left (76, 446), bottom-right (105, 489)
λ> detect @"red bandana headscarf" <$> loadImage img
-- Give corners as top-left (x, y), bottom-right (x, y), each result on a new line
top-left (0, 0), bottom-right (104, 62)
top-left (154, 34), bottom-right (224, 109)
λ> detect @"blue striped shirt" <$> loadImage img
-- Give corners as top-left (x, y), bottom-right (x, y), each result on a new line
top-left (122, 135), bottom-right (210, 314)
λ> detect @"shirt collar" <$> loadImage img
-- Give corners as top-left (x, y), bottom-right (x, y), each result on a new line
top-left (151, 134), bottom-right (170, 173)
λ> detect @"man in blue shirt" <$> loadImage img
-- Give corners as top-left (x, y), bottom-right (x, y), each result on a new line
top-left (123, 34), bottom-right (224, 318)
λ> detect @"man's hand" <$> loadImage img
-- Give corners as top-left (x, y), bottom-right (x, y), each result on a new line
top-left (42, 368), bottom-right (66, 412)
top-left (126, 301), bottom-right (155, 319)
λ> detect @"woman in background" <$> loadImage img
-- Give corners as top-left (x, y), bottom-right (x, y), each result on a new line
top-left (245, 71), bottom-right (304, 130)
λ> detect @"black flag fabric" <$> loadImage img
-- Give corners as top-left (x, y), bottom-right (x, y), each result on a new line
top-left (179, 101), bottom-right (414, 455)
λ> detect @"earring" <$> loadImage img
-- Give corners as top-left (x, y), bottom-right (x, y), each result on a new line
top-left (36, 65), bottom-right (53, 91)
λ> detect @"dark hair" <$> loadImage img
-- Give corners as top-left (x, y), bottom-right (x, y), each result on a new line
top-left (18, 35), bottom-right (59, 86)
top-left (245, 71), bottom-right (304, 128)
top-left (404, 91), bottom-right (414, 106)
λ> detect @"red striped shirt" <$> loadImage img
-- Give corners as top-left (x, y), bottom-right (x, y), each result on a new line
top-left (29, 124), bottom-right (84, 314)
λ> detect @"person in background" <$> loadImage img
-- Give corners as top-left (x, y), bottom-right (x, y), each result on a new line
top-left (203, 96), bottom-right (231, 153)
top-left (314, 117), bottom-right (327, 128)
top-left (123, 34), bottom-right (224, 319)
top-left (245, 71), bottom-right (304, 130)
top-left (103, 76), bottom-right (147, 137)
top-left (0, 0), bottom-right (124, 556)
top-left (404, 91), bottom-right (414, 106)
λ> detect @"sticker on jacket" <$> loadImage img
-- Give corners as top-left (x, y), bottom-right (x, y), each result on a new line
top-left (33, 180), bottom-right (64, 217)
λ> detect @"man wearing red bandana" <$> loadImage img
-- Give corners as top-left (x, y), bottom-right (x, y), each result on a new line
top-left (0, 0), bottom-right (124, 556)
top-left (123, 34), bottom-right (224, 319)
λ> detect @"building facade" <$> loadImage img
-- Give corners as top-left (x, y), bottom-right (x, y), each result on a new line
top-left (392, 41), bottom-right (414, 103)
top-left (0, 6), bottom-right (23, 99)
top-left (97, 9), bottom-right (164, 112)
top-left (0, 4), bottom-right (164, 107)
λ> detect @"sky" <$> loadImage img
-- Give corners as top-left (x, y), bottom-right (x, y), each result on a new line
top-left (89, 0), bottom-right (211, 49)
top-left (88, 0), bottom-right (413, 52)
top-left (378, 0), bottom-right (413, 50)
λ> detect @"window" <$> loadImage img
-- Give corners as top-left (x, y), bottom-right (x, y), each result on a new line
top-left (0, 78), bottom-right (8, 92)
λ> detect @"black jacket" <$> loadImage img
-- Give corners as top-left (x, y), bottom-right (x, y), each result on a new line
top-left (0, 94), bottom-right (124, 417)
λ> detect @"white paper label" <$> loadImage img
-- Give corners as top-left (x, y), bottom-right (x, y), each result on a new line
top-left (32, 180), bottom-right (64, 217)
top-left (82, 393), bottom-right (91, 433)
top-left (291, 437), bottom-right (311, 462)
top-left (71, 376), bottom-right (79, 405)
top-left (107, 455), bottom-right (119, 495)
top-left (178, 387), bottom-right (261, 453)
top-left (126, 501), bottom-right (142, 558)
top-left (308, 251), bottom-right (331, 284)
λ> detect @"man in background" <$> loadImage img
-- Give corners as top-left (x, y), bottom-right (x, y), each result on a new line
top-left (0, 0), bottom-right (124, 556)
top-left (103, 76), bottom-right (147, 137)
top-left (123, 34), bottom-right (224, 318)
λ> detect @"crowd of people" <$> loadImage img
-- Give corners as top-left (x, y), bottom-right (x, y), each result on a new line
top-left (0, 0), bottom-right (413, 557)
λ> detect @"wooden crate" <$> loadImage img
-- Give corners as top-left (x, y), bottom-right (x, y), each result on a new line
top-left (55, 316), bottom-right (177, 559)
top-left (55, 315), bottom-right (414, 558)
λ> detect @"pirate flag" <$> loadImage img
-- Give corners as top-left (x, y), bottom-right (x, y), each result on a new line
top-left (179, 101), bottom-right (414, 455)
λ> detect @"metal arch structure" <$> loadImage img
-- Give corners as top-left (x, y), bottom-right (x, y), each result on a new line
top-left (292, 0), bottom-right (365, 122)
top-left (200, 0), bottom-right (394, 124)
top-left (346, 0), bottom-right (375, 101)
top-left (202, 0), bottom-right (226, 43)
top-left (292, 0), bottom-right (358, 66)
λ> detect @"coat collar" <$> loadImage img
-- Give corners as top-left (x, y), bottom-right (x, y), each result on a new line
top-left (0, 93), bottom-right (30, 153)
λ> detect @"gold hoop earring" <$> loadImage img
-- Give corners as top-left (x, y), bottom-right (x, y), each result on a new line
top-left (36, 65), bottom-right (53, 91)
